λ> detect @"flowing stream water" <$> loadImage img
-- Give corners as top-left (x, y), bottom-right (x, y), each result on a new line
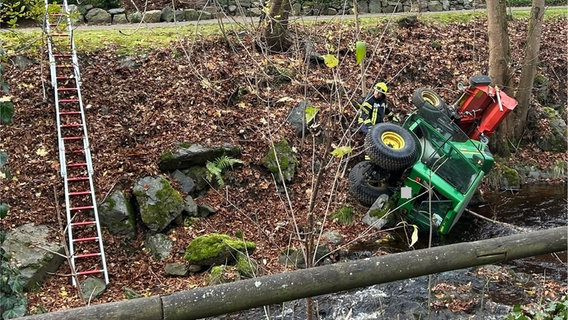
top-left (210, 184), bottom-right (567, 320)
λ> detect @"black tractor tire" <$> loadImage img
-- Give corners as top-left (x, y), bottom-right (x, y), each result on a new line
top-left (412, 88), bottom-right (450, 117)
top-left (364, 123), bottom-right (417, 171)
top-left (348, 161), bottom-right (393, 207)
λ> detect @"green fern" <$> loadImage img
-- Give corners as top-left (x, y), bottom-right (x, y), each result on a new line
top-left (205, 155), bottom-right (243, 187)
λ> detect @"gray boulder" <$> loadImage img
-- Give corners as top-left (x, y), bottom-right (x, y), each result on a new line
top-left (184, 9), bottom-right (200, 21)
top-left (162, 6), bottom-right (185, 22)
top-left (197, 204), bottom-right (216, 218)
top-left (128, 11), bottom-right (143, 23)
top-left (145, 233), bottom-right (173, 260)
top-left (183, 195), bottom-right (199, 216)
top-left (170, 169), bottom-right (196, 193)
top-left (80, 277), bottom-right (106, 298)
top-left (368, 0), bottom-right (382, 13)
top-left (84, 8), bottom-right (111, 24)
top-left (287, 101), bottom-right (318, 137)
top-left (428, 0), bottom-right (444, 11)
top-left (197, 10), bottom-right (213, 20)
top-left (98, 190), bottom-right (137, 238)
top-left (133, 176), bottom-right (185, 232)
top-left (158, 143), bottom-right (241, 171)
top-left (165, 262), bottom-right (188, 276)
top-left (142, 10), bottom-right (162, 23)
top-left (1, 224), bottom-right (65, 290)
top-left (246, 7), bottom-right (263, 17)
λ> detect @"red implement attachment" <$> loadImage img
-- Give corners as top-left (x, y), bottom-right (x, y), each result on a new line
top-left (453, 75), bottom-right (518, 141)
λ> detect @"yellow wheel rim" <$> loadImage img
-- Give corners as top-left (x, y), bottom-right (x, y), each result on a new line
top-left (422, 91), bottom-right (440, 106)
top-left (381, 131), bottom-right (405, 149)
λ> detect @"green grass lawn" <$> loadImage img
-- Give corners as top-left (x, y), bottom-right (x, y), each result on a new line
top-left (1, 7), bottom-right (566, 55)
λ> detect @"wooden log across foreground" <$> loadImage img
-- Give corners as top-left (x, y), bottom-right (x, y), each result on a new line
top-left (22, 226), bottom-right (567, 320)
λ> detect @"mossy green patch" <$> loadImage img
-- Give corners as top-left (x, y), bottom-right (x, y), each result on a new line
top-left (235, 253), bottom-right (257, 278)
top-left (501, 165), bottom-right (521, 187)
top-left (552, 160), bottom-right (567, 179)
top-left (159, 151), bottom-right (175, 162)
top-left (330, 206), bottom-right (354, 224)
top-left (184, 233), bottom-right (256, 266)
top-left (542, 106), bottom-right (557, 119)
top-left (261, 138), bottom-right (298, 183)
top-left (206, 265), bottom-right (239, 285)
top-left (368, 200), bottom-right (393, 219)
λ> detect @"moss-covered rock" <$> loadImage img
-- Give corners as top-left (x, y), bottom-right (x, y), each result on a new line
top-left (533, 74), bottom-right (552, 105)
top-left (491, 164), bottom-right (521, 190)
top-left (1, 224), bottom-right (65, 290)
top-left (98, 190), bottom-right (137, 238)
top-left (261, 138), bottom-right (298, 184)
top-left (206, 265), bottom-right (239, 285)
top-left (235, 253), bottom-right (258, 278)
top-left (184, 233), bottom-right (256, 266)
top-left (536, 107), bottom-right (567, 152)
top-left (133, 176), bottom-right (184, 232)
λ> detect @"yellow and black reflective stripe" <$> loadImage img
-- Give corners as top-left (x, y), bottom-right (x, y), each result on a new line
top-left (370, 108), bottom-right (379, 124)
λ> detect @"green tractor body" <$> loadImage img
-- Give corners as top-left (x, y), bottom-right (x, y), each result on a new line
top-left (398, 109), bottom-right (493, 234)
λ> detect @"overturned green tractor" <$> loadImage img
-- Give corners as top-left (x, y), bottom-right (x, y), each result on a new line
top-left (349, 75), bottom-right (517, 234)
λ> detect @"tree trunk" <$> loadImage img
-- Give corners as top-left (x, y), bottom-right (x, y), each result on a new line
top-left (513, 0), bottom-right (545, 139)
top-left (486, 0), bottom-right (513, 155)
top-left (261, 0), bottom-right (292, 53)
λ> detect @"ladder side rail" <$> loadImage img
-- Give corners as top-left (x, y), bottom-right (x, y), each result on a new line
top-left (63, 177), bottom-right (79, 286)
top-left (63, 0), bottom-right (81, 84)
top-left (45, 0), bottom-right (78, 284)
top-left (84, 145), bottom-right (110, 284)
top-left (43, 0), bottom-right (68, 178)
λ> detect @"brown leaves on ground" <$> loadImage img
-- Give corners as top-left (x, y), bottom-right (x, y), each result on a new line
top-left (0, 16), bottom-right (566, 314)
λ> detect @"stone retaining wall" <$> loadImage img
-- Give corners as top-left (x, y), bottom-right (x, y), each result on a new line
top-left (72, 0), bottom-right (486, 25)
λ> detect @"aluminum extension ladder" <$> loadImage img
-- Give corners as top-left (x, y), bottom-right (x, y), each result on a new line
top-left (44, 0), bottom-right (109, 286)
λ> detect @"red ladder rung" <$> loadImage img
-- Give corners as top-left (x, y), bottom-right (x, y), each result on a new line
top-left (66, 162), bottom-right (87, 167)
top-left (69, 149), bottom-right (84, 154)
top-left (77, 269), bottom-right (103, 276)
top-left (58, 87), bottom-right (77, 91)
top-left (52, 33), bottom-right (69, 37)
top-left (56, 65), bottom-right (73, 68)
top-left (70, 205), bottom-right (94, 211)
top-left (71, 221), bottom-right (95, 226)
top-left (59, 98), bottom-right (79, 103)
top-left (60, 111), bottom-right (81, 115)
top-left (63, 136), bottom-right (82, 141)
top-left (69, 191), bottom-right (92, 196)
top-left (75, 253), bottom-right (101, 259)
top-left (73, 236), bottom-right (98, 243)
top-left (54, 53), bottom-right (72, 57)
top-left (67, 176), bottom-right (89, 182)
top-left (61, 123), bottom-right (82, 128)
